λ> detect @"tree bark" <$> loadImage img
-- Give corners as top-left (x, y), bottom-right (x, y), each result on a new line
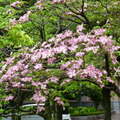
top-left (102, 87), bottom-right (111, 120)
top-left (53, 103), bottom-right (62, 120)
top-left (44, 99), bottom-right (52, 120)
top-left (12, 116), bottom-right (21, 120)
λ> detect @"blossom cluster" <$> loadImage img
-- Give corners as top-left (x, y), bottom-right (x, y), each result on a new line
top-left (52, 0), bottom-right (67, 4)
top-left (34, 0), bottom-right (44, 10)
top-left (54, 97), bottom-right (64, 108)
top-left (18, 11), bottom-right (31, 23)
top-left (10, 1), bottom-right (21, 7)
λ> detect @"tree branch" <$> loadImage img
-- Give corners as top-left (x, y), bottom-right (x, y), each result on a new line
top-left (97, 0), bottom-right (110, 13)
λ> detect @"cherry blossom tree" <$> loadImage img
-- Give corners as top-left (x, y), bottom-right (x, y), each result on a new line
top-left (0, 24), bottom-right (120, 120)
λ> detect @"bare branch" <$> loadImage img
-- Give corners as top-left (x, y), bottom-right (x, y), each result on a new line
top-left (97, 0), bottom-right (110, 13)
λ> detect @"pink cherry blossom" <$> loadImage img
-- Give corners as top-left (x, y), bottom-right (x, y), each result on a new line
top-left (66, 69), bottom-right (77, 78)
top-left (1, 74), bottom-right (9, 81)
top-left (60, 61), bottom-right (71, 70)
top-left (76, 52), bottom-right (85, 57)
top-left (31, 55), bottom-right (38, 63)
top-left (102, 70), bottom-right (107, 74)
top-left (34, 63), bottom-right (43, 70)
top-left (21, 77), bottom-right (32, 82)
top-left (49, 76), bottom-right (59, 83)
top-left (71, 59), bottom-right (83, 69)
top-left (32, 81), bottom-right (39, 87)
top-left (34, 0), bottom-right (44, 10)
top-left (54, 97), bottom-right (64, 108)
top-left (1, 64), bottom-right (7, 71)
top-left (43, 43), bottom-right (52, 48)
top-left (98, 36), bottom-right (112, 45)
top-left (52, 0), bottom-right (66, 4)
top-left (21, 69), bottom-right (29, 75)
top-left (0, 79), bottom-right (3, 84)
top-left (12, 82), bottom-right (21, 88)
top-left (6, 57), bottom-right (15, 65)
top-left (9, 18), bottom-right (16, 25)
top-left (48, 37), bottom-right (56, 42)
top-left (60, 79), bottom-right (72, 85)
top-left (110, 55), bottom-right (118, 64)
top-left (87, 37), bottom-right (98, 45)
top-left (37, 106), bottom-right (45, 113)
top-left (76, 24), bottom-right (85, 33)
top-left (106, 77), bottom-right (114, 83)
top-left (67, 37), bottom-right (79, 45)
top-left (112, 46), bottom-right (120, 51)
top-left (10, 1), bottom-right (21, 7)
top-left (40, 96), bottom-right (46, 102)
top-left (68, 45), bottom-right (78, 51)
top-left (84, 3), bottom-right (88, 8)
top-left (18, 11), bottom-right (31, 23)
top-left (54, 97), bottom-right (60, 101)
top-left (84, 46), bottom-right (99, 54)
top-left (54, 45), bottom-right (68, 53)
top-left (81, 64), bottom-right (103, 79)
top-left (5, 95), bottom-right (14, 101)
top-left (100, 85), bottom-right (105, 88)
top-left (32, 92), bottom-right (46, 103)
top-left (40, 83), bottom-right (47, 90)
top-left (42, 49), bottom-right (55, 58)
top-left (63, 30), bottom-right (73, 38)
top-left (94, 28), bottom-right (106, 35)
top-left (97, 79), bottom-right (102, 84)
top-left (47, 57), bottom-right (56, 64)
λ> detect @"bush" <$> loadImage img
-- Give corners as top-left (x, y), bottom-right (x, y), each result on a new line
top-left (69, 106), bottom-right (103, 117)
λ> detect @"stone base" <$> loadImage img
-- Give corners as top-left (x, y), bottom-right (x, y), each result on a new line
top-left (71, 114), bottom-right (103, 120)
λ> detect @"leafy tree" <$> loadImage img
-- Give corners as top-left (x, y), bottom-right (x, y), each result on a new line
top-left (81, 84), bottom-right (103, 109)
top-left (0, 0), bottom-right (72, 61)
top-left (0, 1), bottom-right (35, 62)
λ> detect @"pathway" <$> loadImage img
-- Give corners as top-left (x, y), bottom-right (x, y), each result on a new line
top-left (2, 113), bottom-right (120, 120)
top-left (112, 113), bottom-right (120, 120)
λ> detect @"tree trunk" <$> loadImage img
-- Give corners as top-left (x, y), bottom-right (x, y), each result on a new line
top-left (53, 103), bottom-right (62, 120)
top-left (12, 116), bottom-right (21, 120)
top-left (11, 109), bottom-right (21, 120)
top-left (44, 99), bottom-right (52, 120)
top-left (102, 87), bottom-right (111, 120)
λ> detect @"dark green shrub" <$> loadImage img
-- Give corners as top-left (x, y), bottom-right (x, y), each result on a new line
top-left (69, 106), bottom-right (103, 117)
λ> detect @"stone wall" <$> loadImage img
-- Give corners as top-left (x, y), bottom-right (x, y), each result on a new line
top-left (111, 100), bottom-right (120, 113)
top-left (71, 114), bottom-right (103, 120)
top-left (2, 115), bottom-right (44, 120)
